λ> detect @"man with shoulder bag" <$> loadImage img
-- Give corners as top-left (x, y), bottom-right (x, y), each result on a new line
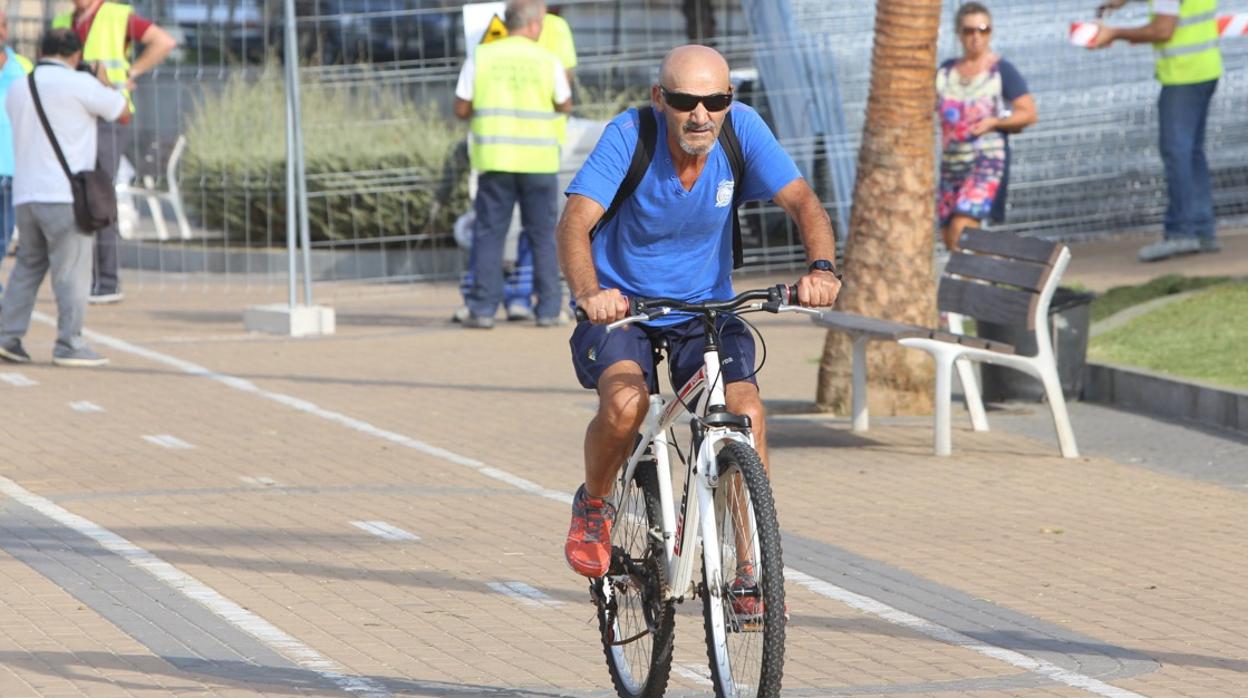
top-left (0, 29), bottom-right (128, 367)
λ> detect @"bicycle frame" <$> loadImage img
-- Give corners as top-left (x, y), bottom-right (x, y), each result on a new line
top-left (611, 322), bottom-right (759, 603)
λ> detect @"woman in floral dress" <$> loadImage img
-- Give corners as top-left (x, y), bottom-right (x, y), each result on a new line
top-left (937, 2), bottom-right (1037, 251)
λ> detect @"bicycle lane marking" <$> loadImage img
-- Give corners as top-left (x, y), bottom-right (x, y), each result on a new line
top-left (57, 315), bottom-right (1147, 698)
top-left (0, 474), bottom-right (390, 698)
top-left (785, 569), bottom-right (1148, 698)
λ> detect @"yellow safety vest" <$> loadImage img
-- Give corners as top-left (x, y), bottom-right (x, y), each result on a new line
top-left (1151, 0), bottom-right (1222, 85)
top-left (538, 14), bottom-right (576, 145)
top-left (53, 2), bottom-right (135, 109)
top-left (470, 36), bottom-right (561, 173)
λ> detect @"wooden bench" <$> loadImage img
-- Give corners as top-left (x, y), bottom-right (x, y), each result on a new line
top-left (812, 228), bottom-right (1079, 458)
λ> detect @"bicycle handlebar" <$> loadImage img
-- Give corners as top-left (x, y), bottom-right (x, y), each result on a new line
top-left (573, 284), bottom-right (821, 328)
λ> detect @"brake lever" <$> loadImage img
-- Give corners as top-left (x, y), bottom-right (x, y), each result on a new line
top-left (776, 304), bottom-right (823, 317)
top-left (605, 307), bottom-right (670, 333)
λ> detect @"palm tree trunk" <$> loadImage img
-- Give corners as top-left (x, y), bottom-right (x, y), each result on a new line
top-left (816, 0), bottom-right (943, 414)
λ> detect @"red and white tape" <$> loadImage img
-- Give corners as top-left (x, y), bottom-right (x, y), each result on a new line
top-left (1070, 13), bottom-right (1248, 46)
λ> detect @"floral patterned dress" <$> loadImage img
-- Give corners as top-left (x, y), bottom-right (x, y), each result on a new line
top-left (936, 58), bottom-right (1028, 225)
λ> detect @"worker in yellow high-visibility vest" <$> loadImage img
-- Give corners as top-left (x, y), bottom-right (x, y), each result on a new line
top-left (52, 0), bottom-right (177, 303)
top-left (0, 8), bottom-right (33, 289)
top-left (1089, 0), bottom-right (1222, 262)
top-left (453, 0), bottom-right (572, 329)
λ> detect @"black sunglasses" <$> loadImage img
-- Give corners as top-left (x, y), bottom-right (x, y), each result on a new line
top-left (960, 23), bottom-right (991, 36)
top-left (660, 87), bottom-right (733, 112)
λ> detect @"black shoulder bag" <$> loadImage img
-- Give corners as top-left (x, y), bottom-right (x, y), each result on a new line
top-left (27, 69), bottom-right (117, 234)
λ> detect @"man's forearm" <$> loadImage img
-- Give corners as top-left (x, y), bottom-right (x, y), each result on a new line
top-left (130, 26), bottom-right (176, 79)
top-left (797, 199), bottom-right (836, 262)
top-left (556, 196), bottom-right (604, 300)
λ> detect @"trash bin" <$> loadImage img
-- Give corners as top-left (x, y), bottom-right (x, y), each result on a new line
top-left (976, 287), bottom-right (1096, 403)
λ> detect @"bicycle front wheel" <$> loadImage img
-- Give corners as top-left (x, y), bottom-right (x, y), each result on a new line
top-left (594, 461), bottom-right (675, 698)
top-left (701, 440), bottom-right (785, 698)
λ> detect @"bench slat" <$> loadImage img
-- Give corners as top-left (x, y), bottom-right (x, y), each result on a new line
top-left (812, 311), bottom-right (930, 339)
top-left (958, 228), bottom-right (1061, 265)
top-left (814, 312), bottom-right (1016, 354)
top-left (938, 277), bottom-right (1039, 329)
top-left (945, 252), bottom-right (1051, 292)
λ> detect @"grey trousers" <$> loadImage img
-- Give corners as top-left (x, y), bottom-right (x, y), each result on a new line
top-left (1, 203), bottom-right (93, 351)
top-left (92, 119), bottom-right (130, 295)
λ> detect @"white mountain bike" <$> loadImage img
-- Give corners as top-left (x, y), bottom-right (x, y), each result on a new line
top-left (582, 284), bottom-right (813, 698)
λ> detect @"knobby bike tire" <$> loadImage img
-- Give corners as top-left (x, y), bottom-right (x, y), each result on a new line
top-left (595, 459), bottom-right (676, 698)
top-left (701, 440), bottom-right (785, 698)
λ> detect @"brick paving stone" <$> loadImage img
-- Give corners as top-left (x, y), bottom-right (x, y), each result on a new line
top-left (0, 268), bottom-right (1242, 696)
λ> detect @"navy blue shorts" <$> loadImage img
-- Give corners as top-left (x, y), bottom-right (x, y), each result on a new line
top-left (569, 316), bottom-right (758, 393)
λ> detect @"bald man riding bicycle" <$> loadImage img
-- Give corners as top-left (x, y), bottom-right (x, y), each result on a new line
top-left (557, 45), bottom-right (842, 584)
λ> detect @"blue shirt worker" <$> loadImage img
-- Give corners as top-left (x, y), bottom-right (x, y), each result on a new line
top-left (1090, 0), bottom-right (1222, 262)
top-left (453, 0), bottom-right (572, 329)
top-left (0, 9), bottom-right (33, 292)
top-left (558, 45), bottom-right (841, 579)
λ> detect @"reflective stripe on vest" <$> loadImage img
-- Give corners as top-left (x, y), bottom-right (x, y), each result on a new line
top-left (1152, 0), bottom-right (1222, 85)
top-left (470, 37), bottom-right (560, 174)
top-left (53, 3), bottom-right (135, 109)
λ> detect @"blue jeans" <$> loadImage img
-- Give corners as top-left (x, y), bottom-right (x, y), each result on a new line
top-left (0, 175), bottom-right (13, 293)
top-left (1158, 80), bottom-right (1217, 241)
top-left (466, 172), bottom-right (561, 320)
top-left (459, 233), bottom-right (534, 311)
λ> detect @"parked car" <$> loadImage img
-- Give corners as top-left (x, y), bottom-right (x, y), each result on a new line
top-left (286, 0), bottom-right (462, 65)
top-left (151, 0), bottom-right (272, 64)
top-left (148, 0), bottom-right (462, 66)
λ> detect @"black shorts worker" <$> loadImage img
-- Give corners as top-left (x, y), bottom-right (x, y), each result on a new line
top-left (569, 315), bottom-right (758, 393)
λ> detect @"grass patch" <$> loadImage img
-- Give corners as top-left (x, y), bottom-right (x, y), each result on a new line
top-left (1088, 282), bottom-right (1248, 389)
top-left (1090, 273), bottom-right (1230, 323)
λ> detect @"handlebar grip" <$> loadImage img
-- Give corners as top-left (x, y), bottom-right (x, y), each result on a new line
top-left (574, 307), bottom-right (589, 322)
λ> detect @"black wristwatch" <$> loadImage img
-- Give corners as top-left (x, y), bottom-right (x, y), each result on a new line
top-left (808, 259), bottom-right (842, 280)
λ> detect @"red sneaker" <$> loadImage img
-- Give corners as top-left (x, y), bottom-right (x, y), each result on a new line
top-left (729, 573), bottom-right (789, 621)
top-left (564, 485), bottom-right (616, 577)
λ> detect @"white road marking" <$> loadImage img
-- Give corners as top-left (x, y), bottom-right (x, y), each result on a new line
top-left (46, 313), bottom-right (1145, 698)
top-left (61, 317), bottom-right (573, 506)
top-left (0, 475), bottom-right (390, 698)
top-left (486, 581), bottom-right (564, 608)
top-left (785, 569), bottom-right (1148, 698)
top-left (674, 663), bottom-right (713, 686)
top-left (69, 401), bottom-right (105, 412)
top-left (239, 476), bottom-right (279, 487)
top-left (0, 373), bottom-right (38, 387)
top-left (142, 434), bottom-right (194, 449)
top-left (350, 520), bottom-right (420, 542)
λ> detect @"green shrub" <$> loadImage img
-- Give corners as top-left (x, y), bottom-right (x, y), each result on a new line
top-left (182, 66), bottom-right (469, 245)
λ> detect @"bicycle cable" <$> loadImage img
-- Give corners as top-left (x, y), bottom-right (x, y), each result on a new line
top-left (664, 309), bottom-right (769, 429)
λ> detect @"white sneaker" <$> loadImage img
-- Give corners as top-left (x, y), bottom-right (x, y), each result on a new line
top-left (506, 304), bottom-right (535, 322)
top-left (88, 292), bottom-right (124, 304)
top-left (1138, 238), bottom-right (1200, 262)
top-left (52, 345), bottom-right (109, 367)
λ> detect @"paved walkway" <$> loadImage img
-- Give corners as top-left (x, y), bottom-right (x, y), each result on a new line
top-left (1062, 226), bottom-right (1247, 292)
top-left (0, 256), bottom-right (1243, 697)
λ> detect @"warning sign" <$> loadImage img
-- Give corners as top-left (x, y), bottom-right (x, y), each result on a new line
top-left (463, 2), bottom-right (507, 57)
top-left (481, 14), bottom-right (508, 44)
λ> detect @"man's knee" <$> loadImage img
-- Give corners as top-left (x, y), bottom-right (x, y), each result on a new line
top-left (596, 365), bottom-right (650, 435)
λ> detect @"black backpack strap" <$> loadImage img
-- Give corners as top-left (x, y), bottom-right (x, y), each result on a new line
top-left (716, 109), bottom-right (747, 269)
top-left (590, 106), bottom-right (657, 241)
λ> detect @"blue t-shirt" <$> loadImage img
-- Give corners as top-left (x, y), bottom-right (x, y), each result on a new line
top-left (567, 103), bottom-right (801, 322)
top-left (0, 47), bottom-right (29, 177)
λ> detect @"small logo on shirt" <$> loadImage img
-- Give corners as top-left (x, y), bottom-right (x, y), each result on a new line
top-left (715, 179), bottom-right (735, 208)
